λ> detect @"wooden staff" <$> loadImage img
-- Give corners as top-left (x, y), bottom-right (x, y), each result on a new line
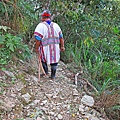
top-left (38, 54), bottom-right (46, 81)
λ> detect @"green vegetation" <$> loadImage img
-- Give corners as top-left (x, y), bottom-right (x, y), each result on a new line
top-left (0, 26), bottom-right (31, 66)
top-left (0, 80), bottom-right (8, 94)
top-left (0, 0), bottom-right (119, 119)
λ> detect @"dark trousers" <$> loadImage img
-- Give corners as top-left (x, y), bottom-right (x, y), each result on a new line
top-left (42, 62), bottom-right (58, 78)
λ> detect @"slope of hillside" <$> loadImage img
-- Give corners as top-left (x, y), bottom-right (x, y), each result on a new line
top-left (0, 53), bottom-right (109, 120)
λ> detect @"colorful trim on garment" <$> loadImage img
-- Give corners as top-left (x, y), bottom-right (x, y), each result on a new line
top-left (41, 22), bottom-right (60, 46)
top-left (59, 31), bottom-right (63, 38)
top-left (35, 35), bottom-right (42, 41)
top-left (34, 32), bottom-right (43, 38)
top-left (42, 38), bottom-right (60, 46)
top-left (42, 22), bottom-right (58, 64)
top-left (39, 45), bottom-right (46, 62)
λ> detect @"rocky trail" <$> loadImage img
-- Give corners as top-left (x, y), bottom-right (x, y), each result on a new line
top-left (0, 53), bottom-right (109, 120)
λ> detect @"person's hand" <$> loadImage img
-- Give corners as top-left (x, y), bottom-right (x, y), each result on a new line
top-left (60, 46), bottom-right (65, 52)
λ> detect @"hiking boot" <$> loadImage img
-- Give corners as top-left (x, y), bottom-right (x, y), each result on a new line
top-left (51, 65), bottom-right (56, 79)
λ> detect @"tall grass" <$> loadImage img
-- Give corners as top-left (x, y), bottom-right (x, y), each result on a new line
top-left (63, 38), bottom-right (120, 119)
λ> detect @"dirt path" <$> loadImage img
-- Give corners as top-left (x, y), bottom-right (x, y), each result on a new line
top-left (0, 54), bottom-right (108, 120)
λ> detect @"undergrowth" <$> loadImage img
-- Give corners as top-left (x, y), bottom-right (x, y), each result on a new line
top-left (0, 26), bottom-right (31, 68)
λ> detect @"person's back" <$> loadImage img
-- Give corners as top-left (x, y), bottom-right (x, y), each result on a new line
top-left (34, 10), bottom-right (65, 80)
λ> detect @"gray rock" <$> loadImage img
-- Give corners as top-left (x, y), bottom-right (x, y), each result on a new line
top-left (55, 117), bottom-right (59, 120)
top-left (33, 100), bottom-right (40, 105)
top-left (53, 95), bottom-right (58, 99)
top-left (25, 118), bottom-right (34, 120)
top-left (11, 93), bottom-right (16, 97)
top-left (45, 93), bottom-right (53, 98)
top-left (42, 100), bottom-right (48, 105)
top-left (49, 111), bottom-right (55, 116)
top-left (84, 106), bottom-right (90, 111)
top-left (79, 107), bottom-right (84, 112)
top-left (22, 93), bottom-right (31, 103)
top-left (57, 114), bottom-right (63, 120)
top-left (73, 89), bottom-right (79, 96)
top-left (81, 95), bottom-right (94, 107)
top-left (31, 75), bottom-right (38, 82)
top-left (4, 70), bottom-right (15, 78)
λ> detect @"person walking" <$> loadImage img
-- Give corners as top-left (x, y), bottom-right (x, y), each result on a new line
top-left (34, 10), bottom-right (65, 80)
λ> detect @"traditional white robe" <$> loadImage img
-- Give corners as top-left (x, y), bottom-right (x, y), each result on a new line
top-left (34, 21), bottom-right (62, 64)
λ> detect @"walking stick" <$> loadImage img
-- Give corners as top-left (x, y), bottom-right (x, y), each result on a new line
top-left (38, 54), bottom-right (46, 81)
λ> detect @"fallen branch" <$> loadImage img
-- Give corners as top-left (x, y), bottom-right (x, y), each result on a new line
top-left (74, 73), bottom-right (79, 85)
top-left (82, 77), bottom-right (98, 93)
top-left (74, 71), bottom-right (98, 94)
top-left (83, 84), bottom-right (93, 95)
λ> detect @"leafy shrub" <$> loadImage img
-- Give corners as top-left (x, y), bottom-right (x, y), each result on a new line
top-left (0, 30), bottom-right (31, 66)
